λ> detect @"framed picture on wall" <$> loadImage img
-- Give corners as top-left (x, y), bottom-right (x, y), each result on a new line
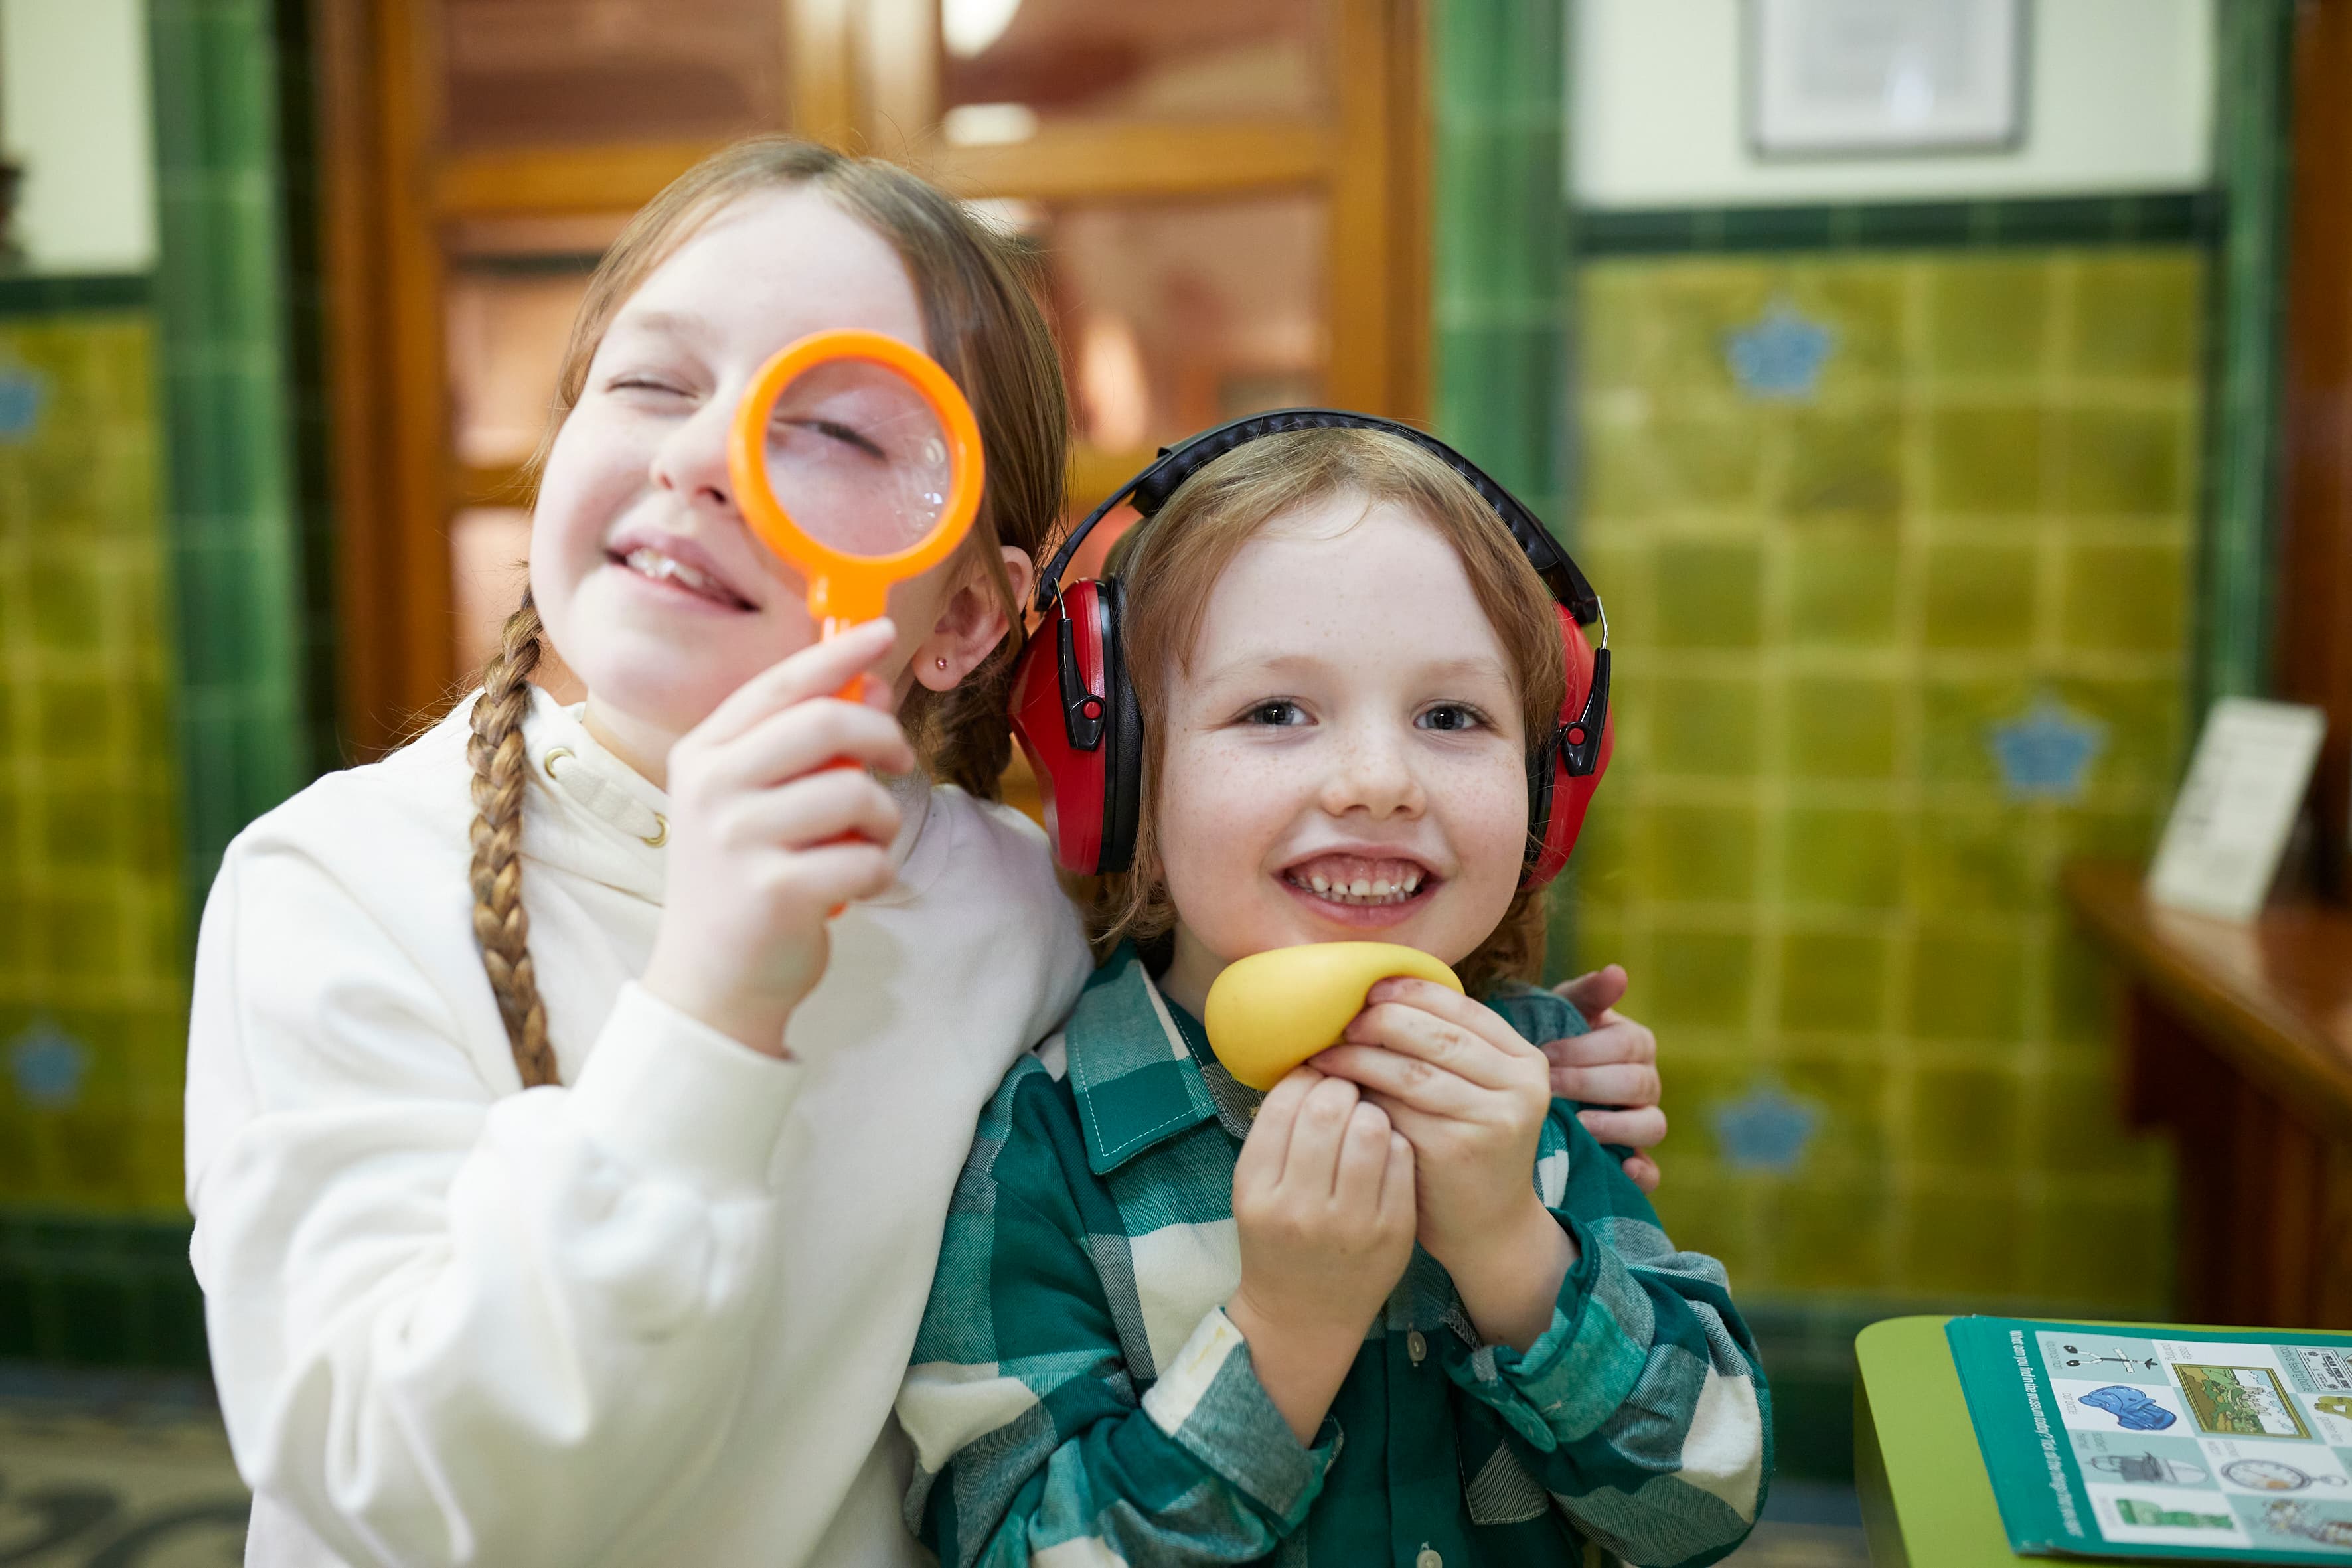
top-left (1747, 0), bottom-right (2029, 157)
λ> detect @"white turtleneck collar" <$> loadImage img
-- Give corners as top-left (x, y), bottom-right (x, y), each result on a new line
top-left (515, 686), bottom-right (938, 907)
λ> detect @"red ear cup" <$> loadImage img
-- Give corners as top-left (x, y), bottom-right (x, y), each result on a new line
top-left (1521, 603), bottom-right (1613, 890)
top-left (1007, 580), bottom-right (1142, 875)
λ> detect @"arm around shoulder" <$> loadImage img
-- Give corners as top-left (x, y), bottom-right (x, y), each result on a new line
top-left (187, 820), bottom-right (807, 1568)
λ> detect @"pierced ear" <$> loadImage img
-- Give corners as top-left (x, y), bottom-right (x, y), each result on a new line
top-left (913, 544), bottom-right (1034, 691)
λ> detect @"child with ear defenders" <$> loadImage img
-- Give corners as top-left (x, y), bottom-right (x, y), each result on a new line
top-left (898, 424), bottom-right (1769, 1567)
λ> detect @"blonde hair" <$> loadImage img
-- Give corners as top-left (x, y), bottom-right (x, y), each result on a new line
top-left (468, 138), bottom-right (1069, 1087)
top-left (1091, 428), bottom-right (1567, 998)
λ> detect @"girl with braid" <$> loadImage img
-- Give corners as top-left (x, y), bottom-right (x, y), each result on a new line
top-left (185, 141), bottom-right (1090, 1568)
top-left (183, 139), bottom-right (1672, 1568)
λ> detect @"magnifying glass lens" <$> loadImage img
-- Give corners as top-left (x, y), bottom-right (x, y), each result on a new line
top-left (762, 356), bottom-right (952, 560)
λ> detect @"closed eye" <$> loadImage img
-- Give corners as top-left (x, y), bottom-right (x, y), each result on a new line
top-left (777, 416), bottom-right (888, 461)
top-left (609, 376), bottom-right (688, 398)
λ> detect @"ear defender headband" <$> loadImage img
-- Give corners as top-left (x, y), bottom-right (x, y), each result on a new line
top-left (1008, 408), bottom-right (1613, 887)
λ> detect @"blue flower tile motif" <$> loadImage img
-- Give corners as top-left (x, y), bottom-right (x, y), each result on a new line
top-left (8, 1017), bottom-right (90, 1109)
top-left (1710, 1085), bottom-right (1822, 1174)
top-left (1725, 299), bottom-right (1836, 402)
top-left (1988, 694), bottom-right (2107, 801)
top-left (0, 364), bottom-right (46, 443)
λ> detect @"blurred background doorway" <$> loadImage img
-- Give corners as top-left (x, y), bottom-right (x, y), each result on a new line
top-left (315, 0), bottom-right (1429, 751)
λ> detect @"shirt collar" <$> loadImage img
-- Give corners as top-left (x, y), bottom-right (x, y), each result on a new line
top-left (1063, 945), bottom-right (1254, 1174)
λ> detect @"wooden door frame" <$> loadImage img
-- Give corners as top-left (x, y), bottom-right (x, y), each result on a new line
top-left (2278, 0), bottom-right (2352, 897)
top-left (312, 0), bottom-right (1429, 756)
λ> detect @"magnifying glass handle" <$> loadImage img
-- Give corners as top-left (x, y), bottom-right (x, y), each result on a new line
top-left (818, 617), bottom-right (882, 912)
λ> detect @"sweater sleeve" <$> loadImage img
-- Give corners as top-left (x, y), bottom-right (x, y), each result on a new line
top-left (1439, 1101), bottom-right (1771, 1568)
top-left (185, 834), bottom-right (804, 1568)
top-left (896, 1061), bottom-right (1336, 1567)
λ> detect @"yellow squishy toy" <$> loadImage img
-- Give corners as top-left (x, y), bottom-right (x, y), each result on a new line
top-left (1202, 942), bottom-right (1464, 1092)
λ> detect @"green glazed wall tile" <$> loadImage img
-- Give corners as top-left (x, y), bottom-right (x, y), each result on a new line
top-left (1651, 541), bottom-right (1764, 649)
top-left (2051, 676), bottom-right (2185, 792)
top-left (2061, 540), bottom-right (2191, 653)
top-left (2066, 254), bottom-right (2203, 379)
top-left (1776, 929), bottom-right (1891, 1034)
top-left (1926, 259), bottom-right (2053, 378)
top-left (1785, 805), bottom-right (1905, 910)
top-left (1921, 675), bottom-right (2035, 785)
top-left (1784, 406), bottom-right (1904, 526)
top-left (1652, 674), bottom-right (1764, 777)
top-left (1910, 1065), bottom-right (2023, 1166)
top-left (1908, 928), bottom-right (2029, 1042)
top-left (1642, 927), bottom-right (1757, 1030)
top-left (1786, 676), bottom-right (1899, 779)
top-left (1645, 270), bottom-right (1776, 396)
top-left (1926, 406), bottom-right (2046, 515)
top-left (1780, 1052), bottom-right (1892, 1170)
top-left (1786, 536), bottom-right (1901, 647)
top-left (1910, 807), bottom-right (2040, 913)
top-left (1772, 1182), bottom-right (1894, 1293)
top-left (1583, 414), bottom-right (1774, 521)
top-left (2053, 408), bottom-right (2194, 516)
top-left (1921, 540), bottom-right (2038, 649)
top-left (1786, 268), bottom-right (1905, 386)
top-left (1643, 802), bottom-right (1761, 903)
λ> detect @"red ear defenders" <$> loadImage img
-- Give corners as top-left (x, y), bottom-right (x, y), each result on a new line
top-left (1008, 409), bottom-right (1612, 888)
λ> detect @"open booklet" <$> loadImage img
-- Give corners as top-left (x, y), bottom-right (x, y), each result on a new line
top-left (1950, 1317), bottom-right (2352, 1560)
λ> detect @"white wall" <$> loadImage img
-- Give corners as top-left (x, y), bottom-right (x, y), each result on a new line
top-left (1572, 0), bottom-right (2213, 208)
top-left (1, 0), bottom-right (155, 273)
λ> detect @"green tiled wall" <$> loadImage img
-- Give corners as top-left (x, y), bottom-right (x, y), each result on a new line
top-left (2202, 0), bottom-right (2295, 704)
top-left (0, 307), bottom-right (188, 1216)
top-left (0, 0), bottom-right (322, 1373)
top-left (1429, 0), bottom-right (1566, 520)
top-left (1566, 248), bottom-right (2199, 1317)
top-left (151, 0), bottom-right (325, 896)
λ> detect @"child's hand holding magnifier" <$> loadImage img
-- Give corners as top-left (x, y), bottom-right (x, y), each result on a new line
top-left (641, 333), bottom-right (984, 1052)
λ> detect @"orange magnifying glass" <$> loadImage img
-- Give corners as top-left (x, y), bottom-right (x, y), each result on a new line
top-left (726, 330), bottom-right (982, 883)
top-left (727, 328), bottom-right (986, 687)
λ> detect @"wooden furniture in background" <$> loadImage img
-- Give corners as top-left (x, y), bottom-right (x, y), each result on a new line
top-left (2278, 0), bottom-right (2352, 892)
top-left (2063, 860), bottom-right (2352, 1330)
top-left (309, 0), bottom-right (1430, 757)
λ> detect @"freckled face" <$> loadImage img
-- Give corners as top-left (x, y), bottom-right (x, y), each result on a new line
top-left (1153, 499), bottom-right (1532, 994)
top-left (529, 186), bottom-right (961, 751)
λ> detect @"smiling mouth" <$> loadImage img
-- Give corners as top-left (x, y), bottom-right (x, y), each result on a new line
top-left (1280, 854), bottom-right (1438, 909)
top-left (613, 546), bottom-right (755, 610)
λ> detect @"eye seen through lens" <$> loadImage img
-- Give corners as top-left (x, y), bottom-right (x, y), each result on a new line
top-left (761, 357), bottom-right (951, 560)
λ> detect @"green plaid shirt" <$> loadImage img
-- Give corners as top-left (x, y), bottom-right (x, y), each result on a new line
top-left (898, 947), bottom-right (1770, 1568)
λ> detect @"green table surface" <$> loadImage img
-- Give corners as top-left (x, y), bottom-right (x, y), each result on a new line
top-left (1854, 1315), bottom-right (2288, 1567)
top-left (1855, 1315), bottom-right (2023, 1567)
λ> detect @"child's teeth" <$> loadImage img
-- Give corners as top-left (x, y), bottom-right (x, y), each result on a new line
top-left (1370, 879), bottom-right (1392, 897)
top-left (1349, 878), bottom-right (1371, 896)
top-left (1403, 873), bottom-right (1420, 893)
top-left (1310, 873), bottom-right (1330, 893)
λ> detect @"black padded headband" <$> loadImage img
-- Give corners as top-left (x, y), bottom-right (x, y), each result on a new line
top-left (1033, 408), bottom-right (1603, 627)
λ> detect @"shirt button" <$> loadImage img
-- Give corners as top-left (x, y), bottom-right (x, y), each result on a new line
top-left (1407, 1330), bottom-right (1427, 1364)
top-left (1417, 1549), bottom-right (1443, 1568)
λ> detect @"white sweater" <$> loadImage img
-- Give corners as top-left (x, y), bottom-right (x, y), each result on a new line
top-left (185, 690), bottom-right (1092, 1568)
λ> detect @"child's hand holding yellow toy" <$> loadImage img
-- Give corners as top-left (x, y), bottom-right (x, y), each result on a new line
top-left (1208, 940), bottom-right (1574, 1354)
top-left (1202, 941), bottom-right (1463, 1091)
